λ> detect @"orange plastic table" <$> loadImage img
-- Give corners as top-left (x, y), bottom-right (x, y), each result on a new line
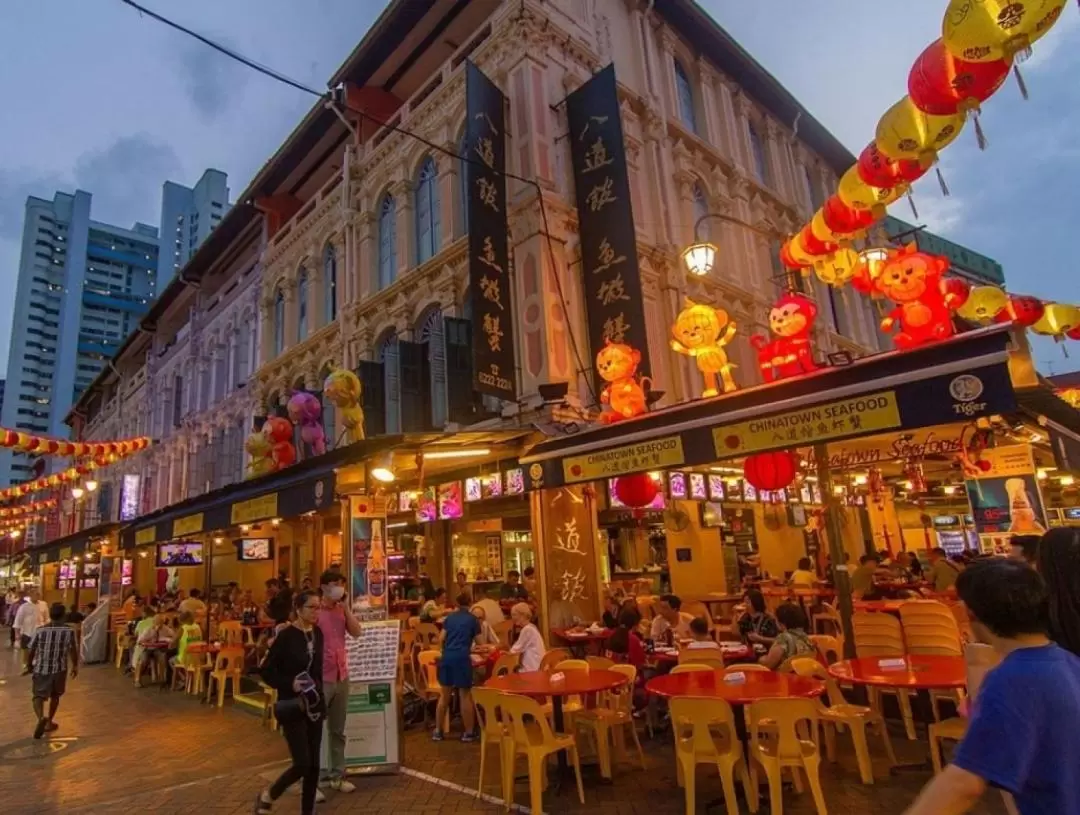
top-left (645, 668), bottom-right (824, 704)
top-left (827, 655), bottom-right (967, 689)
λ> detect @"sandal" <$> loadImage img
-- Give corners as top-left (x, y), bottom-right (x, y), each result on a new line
top-left (253, 792), bottom-right (272, 814)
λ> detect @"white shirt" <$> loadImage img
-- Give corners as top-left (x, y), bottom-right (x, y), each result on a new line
top-left (14, 600), bottom-right (48, 639)
top-left (510, 623), bottom-right (545, 672)
top-left (650, 612), bottom-right (693, 642)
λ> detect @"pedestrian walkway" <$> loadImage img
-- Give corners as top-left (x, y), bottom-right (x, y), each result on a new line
top-left (1, 643), bottom-right (1011, 814)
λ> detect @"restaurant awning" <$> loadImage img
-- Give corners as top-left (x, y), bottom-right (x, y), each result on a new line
top-left (520, 325), bottom-right (1018, 490)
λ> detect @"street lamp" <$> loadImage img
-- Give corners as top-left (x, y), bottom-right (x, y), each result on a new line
top-left (682, 212), bottom-right (795, 286)
top-left (71, 485), bottom-right (85, 500)
top-left (85, 478), bottom-right (99, 493)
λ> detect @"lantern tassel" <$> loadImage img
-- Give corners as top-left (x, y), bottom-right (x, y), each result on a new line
top-left (907, 189), bottom-right (919, 220)
top-left (936, 167), bottom-right (951, 197)
top-left (1014, 64), bottom-right (1030, 100)
top-left (972, 110), bottom-right (988, 150)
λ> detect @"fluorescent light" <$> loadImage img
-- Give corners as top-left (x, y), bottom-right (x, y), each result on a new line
top-left (422, 448), bottom-right (491, 460)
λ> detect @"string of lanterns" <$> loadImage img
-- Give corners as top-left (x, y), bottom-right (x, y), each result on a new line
top-left (0, 461), bottom-right (107, 502)
top-left (779, 2), bottom-right (1077, 340)
top-left (0, 498), bottom-right (57, 519)
top-left (0, 428), bottom-right (150, 459)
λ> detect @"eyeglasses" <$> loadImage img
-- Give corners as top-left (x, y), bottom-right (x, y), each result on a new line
top-left (302, 604), bottom-right (320, 611)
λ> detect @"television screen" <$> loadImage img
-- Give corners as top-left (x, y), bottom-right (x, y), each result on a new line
top-left (238, 538), bottom-right (274, 561)
top-left (156, 541), bottom-right (204, 567)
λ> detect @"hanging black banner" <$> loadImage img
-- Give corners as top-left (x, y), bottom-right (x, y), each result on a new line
top-left (465, 61), bottom-right (516, 400)
top-left (566, 64), bottom-right (651, 395)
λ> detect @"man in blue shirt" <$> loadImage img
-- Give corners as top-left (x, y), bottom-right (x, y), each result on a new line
top-left (904, 559), bottom-right (1080, 815)
top-left (432, 593), bottom-right (481, 743)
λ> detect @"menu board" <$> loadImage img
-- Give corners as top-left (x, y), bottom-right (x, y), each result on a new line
top-left (504, 468), bottom-right (525, 495)
top-left (437, 482), bottom-right (463, 520)
top-left (485, 534), bottom-right (504, 578)
top-left (416, 487), bottom-right (437, 523)
top-left (689, 473), bottom-right (707, 500)
top-left (346, 619), bottom-right (401, 683)
top-left (707, 475), bottom-right (725, 501)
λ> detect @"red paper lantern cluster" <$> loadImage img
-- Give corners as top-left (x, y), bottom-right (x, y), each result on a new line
top-left (743, 451), bottom-right (799, 492)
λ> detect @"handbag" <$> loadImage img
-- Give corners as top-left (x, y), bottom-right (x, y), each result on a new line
top-left (271, 627), bottom-right (321, 724)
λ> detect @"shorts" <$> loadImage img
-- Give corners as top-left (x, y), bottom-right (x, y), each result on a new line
top-left (436, 654), bottom-right (474, 690)
top-left (32, 671), bottom-right (67, 700)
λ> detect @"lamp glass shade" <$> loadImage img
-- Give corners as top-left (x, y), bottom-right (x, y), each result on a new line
top-left (682, 242), bottom-right (717, 277)
top-left (71, 486), bottom-right (85, 500)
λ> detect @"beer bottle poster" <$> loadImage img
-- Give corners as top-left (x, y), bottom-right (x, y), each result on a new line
top-left (348, 495), bottom-right (388, 618)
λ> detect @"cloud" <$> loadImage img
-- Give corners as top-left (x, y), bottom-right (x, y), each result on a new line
top-left (177, 39), bottom-right (248, 122)
top-left (72, 134), bottom-right (182, 229)
top-left (0, 168), bottom-right (67, 240)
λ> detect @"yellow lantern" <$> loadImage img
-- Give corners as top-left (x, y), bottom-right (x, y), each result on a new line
top-left (810, 209), bottom-right (842, 245)
top-left (837, 166), bottom-right (904, 218)
top-left (787, 231), bottom-right (820, 267)
top-left (1031, 303), bottom-right (1080, 336)
top-left (814, 247), bottom-right (861, 288)
top-left (876, 97), bottom-right (966, 169)
top-left (957, 285), bottom-right (1009, 323)
top-left (943, 0), bottom-right (1067, 62)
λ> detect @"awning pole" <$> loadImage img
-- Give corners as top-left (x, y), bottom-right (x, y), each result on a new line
top-left (814, 443), bottom-right (855, 659)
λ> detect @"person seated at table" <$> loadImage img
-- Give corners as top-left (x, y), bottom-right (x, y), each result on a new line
top-left (601, 592), bottom-right (623, 629)
top-left (471, 606), bottom-right (500, 648)
top-left (890, 550), bottom-right (916, 583)
top-left (903, 559), bottom-right (1080, 815)
top-left (166, 610), bottom-right (203, 685)
top-left (240, 590), bottom-right (261, 626)
top-left (509, 602), bottom-right (545, 672)
top-left (178, 588), bottom-right (206, 617)
top-left (788, 557), bottom-right (817, 588)
top-left (850, 553), bottom-right (881, 600)
top-left (134, 610), bottom-right (175, 688)
top-left (737, 588), bottom-right (779, 647)
top-left (419, 588), bottom-right (449, 623)
top-left (759, 602), bottom-right (815, 670)
top-left (605, 608), bottom-right (646, 669)
top-left (684, 617), bottom-right (722, 654)
top-left (432, 593), bottom-right (482, 742)
top-left (499, 571), bottom-right (529, 602)
top-left (522, 566), bottom-right (538, 598)
top-left (649, 594), bottom-right (693, 646)
top-left (927, 547), bottom-right (964, 594)
top-left (454, 572), bottom-right (473, 604)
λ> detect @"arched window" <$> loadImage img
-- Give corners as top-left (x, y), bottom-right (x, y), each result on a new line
top-left (748, 123), bottom-right (770, 185)
top-left (272, 287), bottom-right (285, 357)
top-left (415, 157), bottom-right (441, 264)
top-left (691, 183), bottom-right (710, 241)
top-left (297, 269), bottom-right (309, 340)
top-left (323, 244), bottom-right (337, 322)
top-left (378, 193), bottom-right (397, 290)
top-left (418, 307), bottom-right (448, 429)
top-left (457, 131), bottom-right (469, 238)
top-left (234, 320), bottom-right (250, 387)
top-left (674, 59), bottom-right (698, 134)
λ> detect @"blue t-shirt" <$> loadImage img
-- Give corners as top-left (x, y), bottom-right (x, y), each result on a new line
top-left (441, 609), bottom-right (480, 657)
top-left (953, 643), bottom-right (1080, 815)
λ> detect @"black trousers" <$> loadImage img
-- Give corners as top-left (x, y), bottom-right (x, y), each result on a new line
top-left (269, 714), bottom-right (323, 814)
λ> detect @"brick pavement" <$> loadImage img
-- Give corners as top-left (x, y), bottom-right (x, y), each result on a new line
top-left (1, 642), bottom-right (1012, 814)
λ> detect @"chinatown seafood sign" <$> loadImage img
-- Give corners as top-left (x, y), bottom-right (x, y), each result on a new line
top-left (801, 430), bottom-right (965, 470)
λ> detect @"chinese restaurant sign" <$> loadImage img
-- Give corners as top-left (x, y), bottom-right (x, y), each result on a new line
top-left (539, 486), bottom-right (601, 625)
top-left (566, 64), bottom-right (651, 393)
top-left (562, 436), bottom-right (684, 484)
top-left (465, 61), bottom-right (516, 400)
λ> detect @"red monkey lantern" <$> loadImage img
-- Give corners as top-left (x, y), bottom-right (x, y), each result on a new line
top-left (743, 451), bottom-right (799, 492)
top-left (612, 473), bottom-right (660, 510)
top-left (750, 293), bottom-right (819, 382)
top-left (875, 245), bottom-right (960, 350)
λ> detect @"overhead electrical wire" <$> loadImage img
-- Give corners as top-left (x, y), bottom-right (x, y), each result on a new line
top-left (119, 0), bottom-right (599, 406)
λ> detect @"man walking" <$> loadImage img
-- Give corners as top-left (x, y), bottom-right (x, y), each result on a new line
top-left (14, 588), bottom-right (48, 671)
top-left (27, 602), bottom-right (78, 739)
top-left (317, 570), bottom-right (361, 793)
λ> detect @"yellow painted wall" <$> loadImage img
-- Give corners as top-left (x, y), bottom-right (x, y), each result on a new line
top-left (665, 500), bottom-right (727, 596)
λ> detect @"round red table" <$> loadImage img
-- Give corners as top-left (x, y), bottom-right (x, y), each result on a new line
top-left (551, 627), bottom-right (611, 657)
top-left (827, 655), bottom-right (967, 689)
top-left (646, 668), bottom-right (824, 704)
top-left (651, 643), bottom-right (753, 665)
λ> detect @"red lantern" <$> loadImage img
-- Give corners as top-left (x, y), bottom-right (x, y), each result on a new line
top-left (942, 277), bottom-right (971, 310)
top-left (995, 295), bottom-right (1045, 328)
top-left (822, 195), bottom-right (876, 237)
top-left (857, 142), bottom-right (927, 188)
top-left (613, 473), bottom-right (660, 509)
top-left (779, 242), bottom-right (802, 271)
top-left (908, 39), bottom-right (1011, 116)
top-left (743, 451), bottom-right (799, 492)
top-left (798, 225), bottom-right (835, 257)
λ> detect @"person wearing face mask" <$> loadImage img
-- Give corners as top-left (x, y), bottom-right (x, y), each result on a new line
top-left (315, 570), bottom-right (361, 794)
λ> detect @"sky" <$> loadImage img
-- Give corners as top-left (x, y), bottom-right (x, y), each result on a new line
top-left (0, 1), bottom-right (1077, 373)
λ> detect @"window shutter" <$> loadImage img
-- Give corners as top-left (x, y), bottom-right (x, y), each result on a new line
top-left (358, 361), bottom-right (386, 437)
top-left (445, 317), bottom-right (478, 426)
top-left (383, 339), bottom-right (401, 433)
top-left (428, 314), bottom-right (448, 429)
top-left (398, 340), bottom-right (431, 432)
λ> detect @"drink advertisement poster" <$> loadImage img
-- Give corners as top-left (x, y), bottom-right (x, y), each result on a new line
top-left (964, 445), bottom-right (1049, 535)
top-left (348, 495), bottom-right (387, 620)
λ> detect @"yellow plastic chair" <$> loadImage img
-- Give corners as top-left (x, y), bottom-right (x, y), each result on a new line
top-left (812, 602), bottom-right (843, 638)
top-left (538, 648), bottom-right (571, 673)
top-left (417, 650), bottom-right (450, 732)
top-left (416, 622), bottom-right (441, 649)
top-left (217, 620), bottom-right (244, 647)
top-left (900, 601), bottom-right (965, 720)
top-left (500, 692), bottom-right (585, 813)
top-left (574, 664), bottom-right (644, 780)
top-left (205, 646), bottom-right (245, 707)
top-left (929, 643), bottom-right (999, 774)
top-left (397, 628), bottom-right (418, 689)
top-left (586, 655), bottom-right (614, 671)
top-left (670, 697), bottom-right (757, 815)
top-left (809, 635), bottom-right (843, 665)
top-left (852, 611), bottom-right (916, 740)
top-left (671, 663), bottom-right (715, 675)
top-left (546, 659), bottom-right (588, 725)
top-left (725, 663), bottom-right (771, 673)
top-left (789, 657), bottom-right (896, 784)
top-left (490, 652), bottom-right (521, 678)
top-left (406, 615), bottom-right (421, 630)
top-left (114, 632), bottom-right (134, 670)
top-left (472, 687), bottom-right (512, 803)
top-left (493, 619), bottom-right (514, 650)
top-left (748, 698), bottom-right (828, 815)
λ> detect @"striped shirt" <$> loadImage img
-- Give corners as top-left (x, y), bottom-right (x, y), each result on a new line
top-left (29, 623), bottom-right (76, 675)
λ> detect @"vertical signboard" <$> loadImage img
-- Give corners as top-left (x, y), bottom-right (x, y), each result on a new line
top-left (464, 60), bottom-right (516, 400)
top-left (566, 64), bottom-right (651, 394)
top-left (348, 495), bottom-right (388, 621)
top-left (964, 445), bottom-right (1049, 548)
top-left (537, 485), bottom-right (601, 626)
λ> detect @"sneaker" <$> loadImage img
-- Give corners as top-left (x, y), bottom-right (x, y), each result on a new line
top-left (316, 788), bottom-right (326, 803)
top-left (431, 730), bottom-right (445, 742)
top-left (329, 778), bottom-right (356, 793)
top-left (33, 718), bottom-right (47, 739)
top-left (45, 721), bottom-right (58, 732)
top-left (460, 733), bottom-right (478, 744)
top-left (288, 787), bottom-right (326, 802)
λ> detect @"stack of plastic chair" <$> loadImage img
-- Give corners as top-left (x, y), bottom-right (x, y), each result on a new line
top-left (852, 611), bottom-right (917, 739)
top-left (493, 619), bottom-right (514, 650)
top-left (415, 622), bottom-right (441, 650)
top-left (397, 627), bottom-right (418, 691)
top-left (809, 634), bottom-right (843, 665)
top-left (670, 697), bottom-right (756, 815)
top-left (748, 698), bottom-right (828, 815)
top-left (472, 687), bottom-right (512, 804)
top-left (899, 600), bottom-right (964, 720)
top-left (500, 692), bottom-right (585, 813)
top-left (789, 656), bottom-right (897, 784)
top-left (217, 620), bottom-right (244, 647)
top-left (574, 664), bottom-right (644, 780)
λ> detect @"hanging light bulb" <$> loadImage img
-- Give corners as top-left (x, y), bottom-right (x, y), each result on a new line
top-left (71, 485), bottom-right (85, 500)
top-left (370, 451), bottom-right (396, 483)
top-left (85, 478), bottom-right (98, 492)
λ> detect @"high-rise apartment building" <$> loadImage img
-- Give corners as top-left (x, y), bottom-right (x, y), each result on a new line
top-left (0, 190), bottom-right (158, 485)
top-left (157, 169), bottom-right (230, 287)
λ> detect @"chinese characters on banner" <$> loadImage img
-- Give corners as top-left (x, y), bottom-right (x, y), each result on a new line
top-left (465, 61), bottom-right (516, 400)
top-left (566, 64), bottom-right (651, 394)
top-left (541, 485), bottom-right (601, 624)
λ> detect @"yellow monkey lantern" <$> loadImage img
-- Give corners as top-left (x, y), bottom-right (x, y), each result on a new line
top-left (837, 165), bottom-right (904, 219)
top-left (1031, 303), bottom-right (1080, 337)
top-left (814, 247), bottom-right (861, 288)
top-left (943, 0), bottom-right (1067, 63)
top-left (671, 298), bottom-right (739, 398)
top-left (876, 96), bottom-right (966, 169)
top-left (957, 285), bottom-right (1009, 324)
